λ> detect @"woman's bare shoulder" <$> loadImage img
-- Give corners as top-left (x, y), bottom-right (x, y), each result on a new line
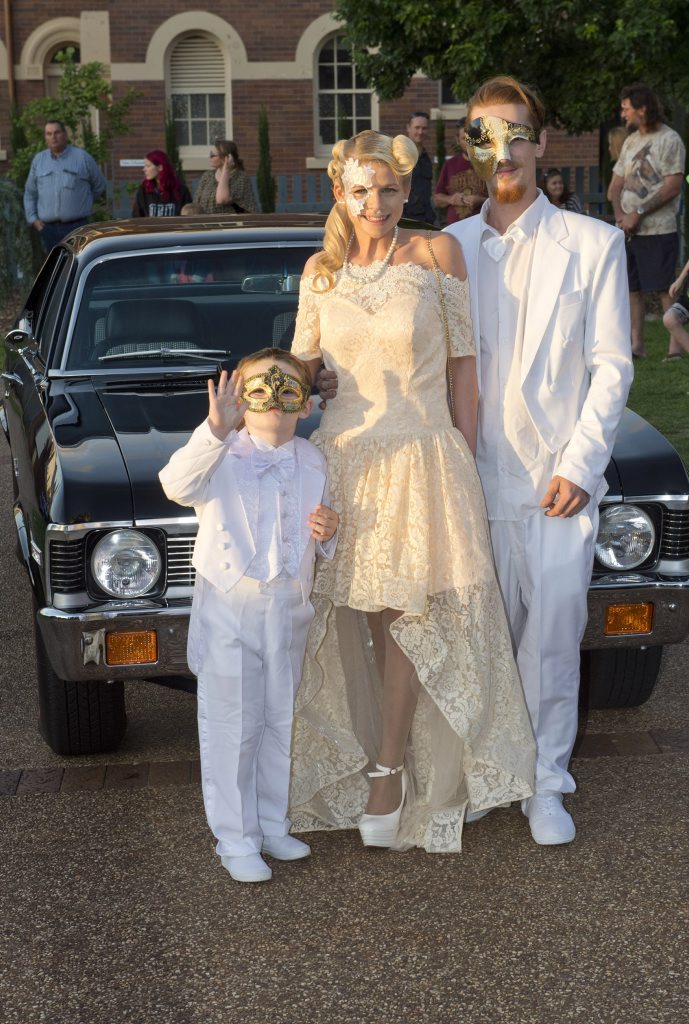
top-left (396, 229), bottom-right (467, 281)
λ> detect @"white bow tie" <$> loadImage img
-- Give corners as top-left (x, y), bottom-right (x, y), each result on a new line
top-left (482, 225), bottom-right (528, 262)
top-left (251, 446), bottom-right (295, 481)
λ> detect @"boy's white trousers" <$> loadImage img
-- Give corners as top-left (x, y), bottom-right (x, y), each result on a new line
top-left (194, 575), bottom-right (314, 858)
top-left (488, 507), bottom-right (598, 795)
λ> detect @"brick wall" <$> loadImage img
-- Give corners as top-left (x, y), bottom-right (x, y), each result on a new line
top-left (1, 2), bottom-right (603, 197)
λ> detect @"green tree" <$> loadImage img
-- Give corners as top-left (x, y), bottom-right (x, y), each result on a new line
top-left (10, 50), bottom-right (139, 196)
top-left (335, 0), bottom-right (689, 132)
top-left (256, 106), bottom-right (276, 213)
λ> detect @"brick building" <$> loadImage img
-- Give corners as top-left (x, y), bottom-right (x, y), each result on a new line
top-left (0, 3), bottom-right (600, 207)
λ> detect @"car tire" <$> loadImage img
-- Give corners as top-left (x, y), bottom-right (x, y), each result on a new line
top-left (582, 646), bottom-right (663, 709)
top-left (33, 599), bottom-right (127, 755)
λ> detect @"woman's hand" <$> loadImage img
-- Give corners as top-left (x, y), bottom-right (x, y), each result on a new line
top-left (207, 370), bottom-right (247, 439)
top-left (669, 275), bottom-right (686, 300)
top-left (308, 504), bottom-right (339, 542)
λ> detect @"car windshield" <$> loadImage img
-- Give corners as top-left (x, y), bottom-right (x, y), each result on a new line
top-left (65, 245), bottom-right (316, 371)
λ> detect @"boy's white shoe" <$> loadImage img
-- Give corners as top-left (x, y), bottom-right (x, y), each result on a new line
top-left (221, 853), bottom-right (273, 882)
top-left (521, 792), bottom-right (576, 845)
top-left (262, 835), bottom-right (311, 861)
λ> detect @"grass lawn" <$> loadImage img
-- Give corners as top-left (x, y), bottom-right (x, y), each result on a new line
top-left (628, 319), bottom-right (689, 471)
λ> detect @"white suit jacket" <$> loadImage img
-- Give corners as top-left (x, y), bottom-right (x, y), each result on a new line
top-left (159, 421), bottom-right (335, 604)
top-left (445, 202), bottom-right (634, 504)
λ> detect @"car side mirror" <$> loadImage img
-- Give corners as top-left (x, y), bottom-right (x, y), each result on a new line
top-left (4, 328), bottom-right (35, 354)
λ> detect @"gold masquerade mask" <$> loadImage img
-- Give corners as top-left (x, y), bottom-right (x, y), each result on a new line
top-left (464, 116), bottom-right (540, 180)
top-left (242, 364), bottom-right (310, 414)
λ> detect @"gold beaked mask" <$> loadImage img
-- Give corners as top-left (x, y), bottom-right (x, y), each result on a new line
top-left (242, 364), bottom-right (310, 413)
top-left (464, 116), bottom-right (540, 180)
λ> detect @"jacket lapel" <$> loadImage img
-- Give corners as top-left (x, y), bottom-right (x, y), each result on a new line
top-left (521, 205), bottom-right (571, 381)
top-left (296, 440), bottom-right (326, 555)
top-left (226, 428), bottom-right (259, 540)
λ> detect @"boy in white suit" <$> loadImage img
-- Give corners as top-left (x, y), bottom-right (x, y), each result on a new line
top-left (445, 76), bottom-right (633, 844)
top-left (159, 349), bottom-right (338, 882)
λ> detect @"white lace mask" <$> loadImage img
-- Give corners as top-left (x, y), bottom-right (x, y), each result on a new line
top-left (341, 158), bottom-right (377, 218)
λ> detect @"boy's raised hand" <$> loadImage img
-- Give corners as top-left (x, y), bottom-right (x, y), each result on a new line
top-left (208, 370), bottom-right (247, 439)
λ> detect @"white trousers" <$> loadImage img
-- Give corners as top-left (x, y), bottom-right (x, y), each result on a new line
top-left (488, 508), bottom-right (598, 794)
top-left (195, 575), bottom-right (314, 857)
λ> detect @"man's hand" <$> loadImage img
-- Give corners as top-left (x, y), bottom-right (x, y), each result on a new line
top-left (32, 219), bottom-right (45, 232)
top-left (207, 369), bottom-right (247, 439)
top-left (540, 476), bottom-right (590, 518)
top-left (616, 211), bottom-right (641, 236)
top-left (308, 503), bottom-right (338, 541)
top-left (315, 367), bottom-right (338, 410)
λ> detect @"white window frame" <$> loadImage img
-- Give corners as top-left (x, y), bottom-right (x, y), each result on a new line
top-left (165, 32), bottom-right (231, 171)
top-left (312, 33), bottom-right (378, 162)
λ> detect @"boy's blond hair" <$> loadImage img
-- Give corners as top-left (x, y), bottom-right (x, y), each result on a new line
top-left (237, 347), bottom-right (311, 388)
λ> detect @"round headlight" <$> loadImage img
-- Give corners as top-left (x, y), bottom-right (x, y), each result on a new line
top-left (92, 530), bottom-right (162, 598)
top-left (595, 505), bottom-right (655, 570)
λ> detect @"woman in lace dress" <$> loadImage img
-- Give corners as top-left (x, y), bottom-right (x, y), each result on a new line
top-left (289, 130), bottom-right (535, 853)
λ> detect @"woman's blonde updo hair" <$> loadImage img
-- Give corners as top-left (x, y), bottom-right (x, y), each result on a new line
top-left (311, 130), bottom-right (418, 292)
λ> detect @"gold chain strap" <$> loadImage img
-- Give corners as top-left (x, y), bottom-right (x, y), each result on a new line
top-left (426, 234), bottom-right (456, 427)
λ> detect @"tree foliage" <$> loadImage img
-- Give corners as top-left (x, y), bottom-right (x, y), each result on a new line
top-left (256, 106), bottom-right (277, 213)
top-left (335, 0), bottom-right (689, 132)
top-left (10, 50), bottom-right (139, 191)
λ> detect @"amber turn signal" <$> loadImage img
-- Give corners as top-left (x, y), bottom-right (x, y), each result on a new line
top-left (604, 603), bottom-right (653, 635)
top-left (105, 630), bottom-right (158, 665)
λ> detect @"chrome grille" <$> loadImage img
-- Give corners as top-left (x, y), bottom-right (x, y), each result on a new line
top-left (660, 509), bottom-right (689, 559)
top-left (50, 539), bottom-right (86, 593)
top-left (166, 535), bottom-right (196, 586)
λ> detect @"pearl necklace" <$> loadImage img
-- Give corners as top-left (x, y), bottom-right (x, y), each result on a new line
top-left (343, 225), bottom-right (398, 281)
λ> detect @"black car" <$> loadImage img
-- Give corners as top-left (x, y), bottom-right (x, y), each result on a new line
top-left (3, 216), bottom-right (689, 755)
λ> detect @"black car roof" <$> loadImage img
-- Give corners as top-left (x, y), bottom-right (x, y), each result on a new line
top-left (64, 213), bottom-right (328, 260)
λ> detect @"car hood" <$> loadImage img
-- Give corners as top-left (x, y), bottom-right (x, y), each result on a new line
top-left (47, 376), bottom-right (209, 523)
top-left (609, 408), bottom-right (689, 498)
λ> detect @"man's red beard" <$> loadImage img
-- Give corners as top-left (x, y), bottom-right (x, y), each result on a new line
top-left (490, 165), bottom-right (527, 204)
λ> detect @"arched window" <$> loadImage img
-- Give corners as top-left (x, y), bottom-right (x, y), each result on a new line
top-left (316, 35), bottom-right (373, 153)
top-left (44, 43), bottom-right (80, 98)
top-left (167, 34), bottom-right (228, 155)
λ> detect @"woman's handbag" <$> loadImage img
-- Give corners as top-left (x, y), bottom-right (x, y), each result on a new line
top-left (426, 234), bottom-right (456, 427)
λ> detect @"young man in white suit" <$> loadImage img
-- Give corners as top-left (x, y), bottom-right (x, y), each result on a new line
top-left (160, 350), bottom-right (338, 881)
top-left (445, 76), bottom-right (633, 844)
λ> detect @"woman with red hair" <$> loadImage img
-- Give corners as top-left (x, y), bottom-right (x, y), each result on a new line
top-left (131, 150), bottom-right (192, 217)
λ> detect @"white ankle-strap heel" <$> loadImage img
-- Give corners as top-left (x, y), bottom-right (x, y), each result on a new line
top-left (358, 763), bottom-right (407, 848)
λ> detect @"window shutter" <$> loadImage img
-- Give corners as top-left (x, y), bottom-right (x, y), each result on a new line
top-left (170, 34), bottom-right (225, 92)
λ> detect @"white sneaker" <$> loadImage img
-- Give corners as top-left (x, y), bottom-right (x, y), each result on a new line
top-left (262, 835), bottom-right (311, 861)
top-left (221, 853), bottom-right (272, 882)
top-left (522, 793), bottom-right (576, 845)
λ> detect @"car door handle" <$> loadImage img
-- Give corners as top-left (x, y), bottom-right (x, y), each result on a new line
top-left (1, 372), bottom-right (23, 386)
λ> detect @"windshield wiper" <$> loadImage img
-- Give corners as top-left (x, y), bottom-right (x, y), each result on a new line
top-left (98, 348), bottom-right (229, 363)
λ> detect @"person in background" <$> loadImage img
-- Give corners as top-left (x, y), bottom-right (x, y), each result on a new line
top-left (194, 139), bottom-right (258, 215)
top-left (606, 127), bottom-right (629, 202)
top-left (434, 117), bottom-right (487, 224)
top-left (23, 119), bottom-right (106, 252)
top-left (609, 83), bottom-right (685, 360)
top-left (131, 150), bottom-right (191, 217)
top-left (662, 253), bottom-right (689, 360)
top-left (541, 167), bottom-right (584, 213)
top-left (404, 112), bottom-right (436, 224)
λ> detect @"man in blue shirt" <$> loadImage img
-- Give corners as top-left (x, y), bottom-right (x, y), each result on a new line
top-left (23, 120), bottom-right (106, 252)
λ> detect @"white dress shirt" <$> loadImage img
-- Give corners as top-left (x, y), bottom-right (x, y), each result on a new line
top-left (243, 434), bottom-right (301, 582)
top-left (476, 192), bottom-right (563, 521)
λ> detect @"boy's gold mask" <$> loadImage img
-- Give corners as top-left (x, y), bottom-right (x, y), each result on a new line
top-left (464, 116), bottom-right (540, 180)
top-left (242, 364), bottom-right (310, 413)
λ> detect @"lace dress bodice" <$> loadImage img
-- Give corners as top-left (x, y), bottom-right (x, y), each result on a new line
top-left (292, 262), bottom-right (474, 438)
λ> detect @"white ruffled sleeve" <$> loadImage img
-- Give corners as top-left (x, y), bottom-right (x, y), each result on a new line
top-left (442, 276), bottom-right (475, 358)
top-left (291, 276), bottom-right (322, 361)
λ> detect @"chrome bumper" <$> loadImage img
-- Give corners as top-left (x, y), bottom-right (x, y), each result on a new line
top-left (37, 599), bottom-right (192, 681)
top-left (582, 575), bottom-right (689, 649)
